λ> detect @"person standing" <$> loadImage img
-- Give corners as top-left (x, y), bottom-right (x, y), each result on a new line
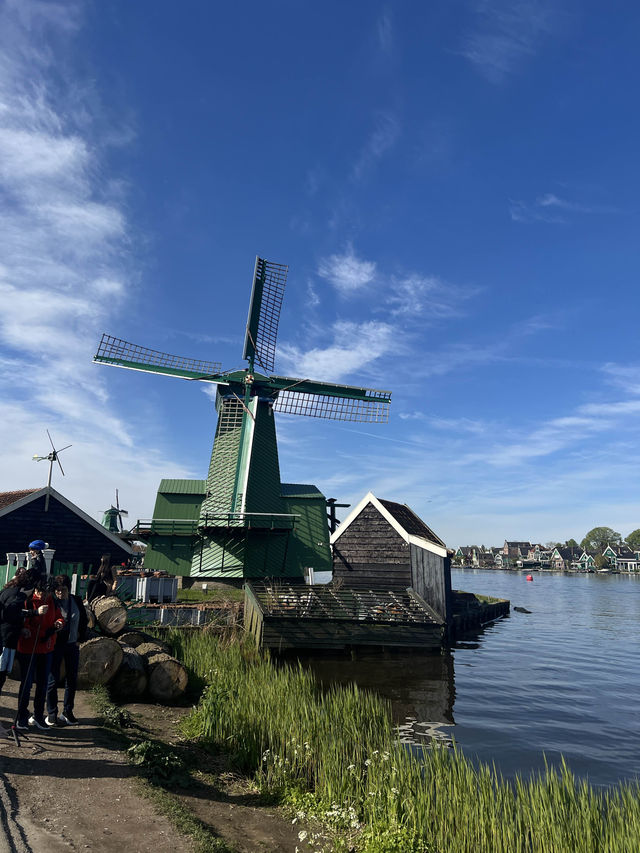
top-left (16, 579), bottom-right (64, 731)
top-left (27, 540), bottom-right (48, 585)
top-left (86, 554), bottom-right (117, 603)
top-left (0, 569), bottom-right (39, 730)
top-left (46, 575), bottom-right (87, 726)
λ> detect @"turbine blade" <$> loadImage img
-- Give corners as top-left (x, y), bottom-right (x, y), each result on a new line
top-left (47, 429), bottom-right (55, 451)
top-left (273, 386), bottom-right (390, 422)
top-left (57, 457), bottom-right (65, 477)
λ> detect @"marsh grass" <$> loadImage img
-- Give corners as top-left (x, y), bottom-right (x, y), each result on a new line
top-left (169, 630), bottom-right (640, 853)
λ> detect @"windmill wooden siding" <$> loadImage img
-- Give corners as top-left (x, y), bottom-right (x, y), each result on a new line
top-left (0, 489), bottom-right (131, 568)
top-left (331, 494), bottom-right (452, 627)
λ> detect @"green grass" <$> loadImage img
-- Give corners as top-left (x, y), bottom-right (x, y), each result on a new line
top-left (177, 586), bottom-right (244, 604)
top-left (167, 630), bottom-right (640, 853)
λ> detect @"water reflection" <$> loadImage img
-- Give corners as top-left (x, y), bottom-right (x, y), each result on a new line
top-left (302, 648), bottom-right (457, 746)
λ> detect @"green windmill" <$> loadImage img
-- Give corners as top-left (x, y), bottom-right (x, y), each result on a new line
top-left (94, 256), bottom-right (391, 580)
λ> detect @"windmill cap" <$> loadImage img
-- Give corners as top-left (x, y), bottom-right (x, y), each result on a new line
top-left (28, 539), bottom-right (47, 550)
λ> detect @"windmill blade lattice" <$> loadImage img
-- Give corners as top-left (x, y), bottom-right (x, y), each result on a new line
top-left (95, 334), bottom-right (223, 379)
top-left (274, 387), bottom-right (391, 422)
top-left (243, 258), bottom-right (288, 373)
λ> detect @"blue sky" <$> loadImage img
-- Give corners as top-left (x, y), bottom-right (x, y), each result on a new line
top-left (1, 0), bottom-right (639, 547)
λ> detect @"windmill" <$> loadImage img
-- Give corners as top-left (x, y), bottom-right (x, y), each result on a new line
top-left (32, 430), bottom-right (72, 511)
top-left (102, 489), bottom-right (129, 534)
top-left (94, 256), bottom-right (391, 579)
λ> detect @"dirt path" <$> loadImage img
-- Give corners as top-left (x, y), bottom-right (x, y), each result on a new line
top-left (0, 681), bottom-right (303, 853)
top-left (0, 680), bottom-right (187, 852)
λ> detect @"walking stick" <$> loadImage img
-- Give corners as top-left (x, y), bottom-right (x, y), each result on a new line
top-left (10, 619), bottom-right (42, 748)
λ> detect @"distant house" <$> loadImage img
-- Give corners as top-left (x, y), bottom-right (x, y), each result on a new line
top-left (602, 544), bottom-right (640, 572)
top-left (503, 541), bottom-right (532, 562)
top-left (331, 492), bottom-right (451, 625)
top-left (550, 546), bottom-right (582, 570)
top-left (454, 546), bottom-right (479, 566)
top-left (576, 550), bottom-right (597, 572)
top-left (0, 486), bottom-right (132, 570)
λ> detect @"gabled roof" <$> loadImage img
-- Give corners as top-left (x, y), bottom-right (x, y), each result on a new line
top-left (0, 486), bottom-right (133, 554)
top-left (505, 540), bottom-right (532, 548)
top-left (330, 492), bottom-right (447, 557)
top-left (0, 489), bottom-right (40, 511)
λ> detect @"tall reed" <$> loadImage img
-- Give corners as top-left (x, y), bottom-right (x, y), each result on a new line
top-left (169, 630), bottom-right (640, 852)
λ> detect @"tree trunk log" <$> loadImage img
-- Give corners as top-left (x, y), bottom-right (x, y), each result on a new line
top-left (119, 632), bottom-right (169, 652)
top-left (78, 636), bottom-right (123, 687)
top-left (91, 595), bottom-right (127, 636)
top-left (145, 651), bottom-right (188, 702)
top-left (110, 645), bottom-right (147, 699)
top-left (135, 641), bottom-right (170, 662)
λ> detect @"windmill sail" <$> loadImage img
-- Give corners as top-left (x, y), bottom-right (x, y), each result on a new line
top-left (269, 376), bottom-right (391, 422)
top-left (94, 334), bottom-right (223, 381)
top-left (242, 257), bottom-right (288, 373)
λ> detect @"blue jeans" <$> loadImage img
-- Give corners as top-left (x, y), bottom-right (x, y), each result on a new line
top-left (17, 651), bottom-right (52, 724)
top-left (47, 642), bottom-right (79, 716)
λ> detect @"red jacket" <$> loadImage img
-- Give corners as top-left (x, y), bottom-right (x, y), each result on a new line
top-left (17, 591), bottom-right (64, 655)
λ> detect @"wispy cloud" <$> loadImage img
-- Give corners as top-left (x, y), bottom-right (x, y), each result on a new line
top-left (318, 245), bottom-right (376, 296)
top-left (386, 273), bottom-right (480, 321)
top-left (0, 0), bottom-right (186, 519)
top-left (460, 1), bottom-right (559, 83)
top-left (377, 10), bottom-right (393, 54)
top-left (351, 111), bottom-right (400, 181)
top-left (510, 193), bottom-right (622, 223)
top-left (277, 320), bottom-right (395, 382)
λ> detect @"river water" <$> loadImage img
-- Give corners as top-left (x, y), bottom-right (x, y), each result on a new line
top-left (306, 569), bottom-right (640, 788)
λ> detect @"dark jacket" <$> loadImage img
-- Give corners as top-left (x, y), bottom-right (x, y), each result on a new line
top-left (0, 587), bottom-right (32, 649)
top-left (56, 594), bottom-right (88, 645)
top-left (17, 591), bottom-right (64, 655)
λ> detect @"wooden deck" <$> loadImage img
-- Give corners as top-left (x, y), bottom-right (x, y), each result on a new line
top-left (244, 582), bottom-right (445, 651)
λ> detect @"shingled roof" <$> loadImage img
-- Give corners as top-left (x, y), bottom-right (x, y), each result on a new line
top-left (0, 489), bottom-right (40, 511)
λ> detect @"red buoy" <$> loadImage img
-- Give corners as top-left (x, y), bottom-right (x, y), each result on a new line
top-left (526, 574), bottom-right (534, 582)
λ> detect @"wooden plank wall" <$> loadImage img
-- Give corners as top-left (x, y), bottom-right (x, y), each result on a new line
top-left (0, 494), bottom-right (130, 568)
top-left (332, 503), bottom-right (411, 589)
top-left (410, 545), bottom-right (452, 624)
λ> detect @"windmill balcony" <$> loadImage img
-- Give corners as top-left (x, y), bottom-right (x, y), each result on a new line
top-left (132, 512), bottom-right (300, 538)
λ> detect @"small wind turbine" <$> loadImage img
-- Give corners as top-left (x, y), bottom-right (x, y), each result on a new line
top-left (33, 430), bottom-right (72, 511)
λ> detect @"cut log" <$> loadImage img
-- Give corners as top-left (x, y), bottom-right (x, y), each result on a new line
top-left (91, 595), bottom-right (128, 636)
top-left (135, 641), bottom-right (171, 662)
top-left (110, 645), bottom-right (148, 699)
top-left (78, 636), bottom-right (123, 687)
top-left (119, 632), bottom-right (169, 652)
top-left (145, 651), bottom-right (188, 702)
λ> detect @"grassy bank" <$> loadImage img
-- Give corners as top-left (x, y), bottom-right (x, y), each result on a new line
top-left (168, 630), bottom-right (640, 853)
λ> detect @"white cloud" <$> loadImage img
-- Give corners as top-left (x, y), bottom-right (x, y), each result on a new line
top-left (318, 245), bottom-right (376, 296)
top-left (510, 193), bottom-right (621, 223)
top-left (386, 273), bottom-right (478, 321)
top-left (0, 0), bottom-right (182, 521)
top-left (351, 111), bottom-right (400, 181)
top-left (277, 320), bottom-right (395, 382)
top-left (460, 0), bottom-right (559, 83)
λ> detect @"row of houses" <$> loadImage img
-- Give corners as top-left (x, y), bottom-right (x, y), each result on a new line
top-left (454, 541), bottom-right (640, 573)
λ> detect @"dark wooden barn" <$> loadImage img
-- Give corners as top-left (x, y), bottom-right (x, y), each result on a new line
top-left (0, 486), bottom-right (132, 569)
top-left (330, 492), bottom-right (452, 626)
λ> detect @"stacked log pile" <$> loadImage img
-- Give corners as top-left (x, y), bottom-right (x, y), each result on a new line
top-left (76, 595), bottom-right (188, 703)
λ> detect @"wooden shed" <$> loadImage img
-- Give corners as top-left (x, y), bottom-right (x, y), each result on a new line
top-left (330, 492), bottom-right (452, 626)
top-left (244, 582), bottom-right (444, 651)
top-left (0, 486), bottom-right (133, 569)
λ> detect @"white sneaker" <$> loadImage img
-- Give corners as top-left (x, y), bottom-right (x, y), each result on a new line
top-left (28, 715), bottom-right (48, 731)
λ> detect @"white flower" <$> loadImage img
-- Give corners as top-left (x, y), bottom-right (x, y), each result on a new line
top-left (391, 787), bottom-right (399, 794)
top-left (364, 759), bottom-right (371, 766)
top-left (298, 830), bottom-right (308, 841)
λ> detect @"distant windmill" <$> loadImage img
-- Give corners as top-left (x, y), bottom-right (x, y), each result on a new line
top-left (32, 430), bottom-right (72, 511)
top-left (93, 256), bottom-right (391, 578)
top-left (102, 489), bottom-right (129, 534)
